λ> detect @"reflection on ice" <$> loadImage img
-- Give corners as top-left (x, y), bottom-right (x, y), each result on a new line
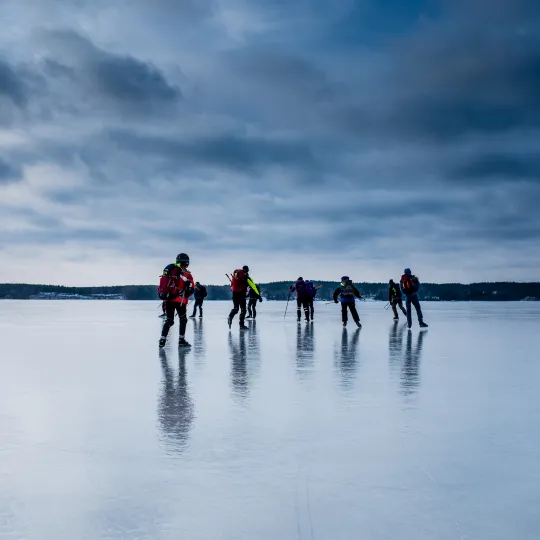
top-left (388, 322), bottom-right (427, 397)
top-left (158, 348), bottom-right (194, 454)
top-left (334, 327), bottom-right (361, 391)
top-left (401, 329), bottom-right (427, 396)
top-left (228, 322), bottom-right (260, 402)
top-left (191, 318), bottom-right (205, 364)
top-left (295, 322), bottom-right (315, 382)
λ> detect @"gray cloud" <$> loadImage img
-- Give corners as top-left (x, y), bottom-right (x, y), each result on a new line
top-left (106, 129), bottom-right (318, 175)
top-left (0, 158), bottom-right (21, 182)
top-left (0, 0), bottom-right (539, 283)
top-left (41, 29), bottom-right (181, 112)
top-left (0, 59), bottom-right (27, 107)
top-left (455, 154), bottom-right (540, 181)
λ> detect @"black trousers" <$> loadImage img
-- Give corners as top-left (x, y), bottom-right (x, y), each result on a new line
top-left (308, 299), bottom-right (314, 318)
top-left (247, 298), bottom-right (258, 318)
top-left (229, 291), bottom-right (247, 325)
top-left (297, 298), bottom-right (310, 321)
top-left (161, 302), bottom-right (188, 339)
top-left (341, 302), bottom-right (360, 324)
top-left (391, 297), bottom-right (406, 318)
top-left (191, 298), bottom-right (204, 317)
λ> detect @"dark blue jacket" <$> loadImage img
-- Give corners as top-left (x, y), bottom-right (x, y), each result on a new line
top-left (194, 285), bottom-right (207, 300)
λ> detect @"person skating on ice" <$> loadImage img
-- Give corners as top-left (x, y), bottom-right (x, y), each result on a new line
top-left (333, 276), bottom-right (362, 328)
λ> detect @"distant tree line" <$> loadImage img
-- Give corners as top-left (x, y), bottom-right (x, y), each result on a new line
top-left (1, 282), bottom-right (539, 301)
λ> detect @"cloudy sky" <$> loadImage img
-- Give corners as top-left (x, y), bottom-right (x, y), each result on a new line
top-left (0, 0), bottom-right (538, 286)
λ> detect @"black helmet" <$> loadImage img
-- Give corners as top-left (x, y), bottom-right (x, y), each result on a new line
top-left (341, 275), bottom-right (350, 282)
top-left (242, 265), bottom-right (249, 272)
top-left (195, 281), bottom-right (200, 286)
top-left (298, 277), bottom-right (303, 281)
top-left (176, 253), bottom-right (190, 266)
top-left (389, 279), bottom-right (394, 284)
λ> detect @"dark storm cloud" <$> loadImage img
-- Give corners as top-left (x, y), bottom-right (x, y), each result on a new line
top-left (225, 49), bottom-right (336, 101)
top-left (106, 129), bottom-right (318, 174)
top-left (43, 30), bottom-right (181, 109)
top-left (0, 59), bottom-right (27, 107)
top-left (455, 154), bottom-right (540, 181)
top-left (331, 28), bottom-right (540, 142)
top-left (0, 158), bottom-right (21, 182)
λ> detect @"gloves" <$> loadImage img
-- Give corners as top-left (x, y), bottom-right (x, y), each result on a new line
top-left (259, 297), bottom-right (263, 303)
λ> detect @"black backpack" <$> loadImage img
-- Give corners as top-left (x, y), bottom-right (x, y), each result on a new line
top-left (341, 280), bottom-right (355, 298)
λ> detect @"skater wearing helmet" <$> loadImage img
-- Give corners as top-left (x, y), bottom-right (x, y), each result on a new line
top-left (400, 268), bottom-right (428, 329)
top-left (228, 265), bottom-right (259, 329)
top-left (157, 253), bottom-right (195, 348)
top-left (333, 276), bottom-right (362, 327)
top-left (290, 277), bottom-right (311, 322)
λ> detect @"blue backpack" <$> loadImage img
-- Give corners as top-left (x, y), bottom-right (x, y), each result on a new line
top-left (306, 281), bottom-right (315, 298)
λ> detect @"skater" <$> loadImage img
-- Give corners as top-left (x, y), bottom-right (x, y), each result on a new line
top-left (157, 253), bottom-right (195, 348)
top-left (246, 283), bottom-right (262, 319)
top-left (389, 279), bottom-right (406, 320)
top-left (333, 276), bottom-right (362, 328)
top-left (228, 266), bottom-right (259, 329)
top-left (290, 277), bottom-right (311, 322)
top-left (400, 268), bottom-right (428, 329)
top-left (305, 280), bottom-right (317, 320)
top-left (190, 282), bottom-right (207, 318)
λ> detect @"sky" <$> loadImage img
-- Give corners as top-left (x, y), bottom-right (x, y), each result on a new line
top-left (0, 0), bottom-right (539, 286)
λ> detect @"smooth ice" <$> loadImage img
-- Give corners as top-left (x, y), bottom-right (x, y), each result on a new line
top-left (1, 300), bottom-right (539, 540)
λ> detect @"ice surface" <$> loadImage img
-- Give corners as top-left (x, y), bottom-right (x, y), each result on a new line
top-left (1, 300), bottom-right (539, 539)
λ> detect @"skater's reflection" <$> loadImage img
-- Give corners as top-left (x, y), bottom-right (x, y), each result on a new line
top-left (158, 348), bottom-right (194, 454)
top-left (400, 330), bottom-right (427, 396)
top-left (295, 322), bottom-right (315, 382)
top-left (335, 327), bottom-right (361, 391)
top-left (388, 321), bottom-right (407, 375)
top-left (228, 324), bottom-right (260, 402)
top-left (192, 318), bottom-right (205, 365)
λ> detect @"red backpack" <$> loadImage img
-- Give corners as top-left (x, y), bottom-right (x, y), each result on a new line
top-left (158, 265), bottom-right (183, 300)
top-left (230, 269), bottom-right (247, 293)
top-left (400, 274), bottom-right (419, 295)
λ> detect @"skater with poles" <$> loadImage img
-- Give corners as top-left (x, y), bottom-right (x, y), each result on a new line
top-left (389, 279), bottom-right (406, 321)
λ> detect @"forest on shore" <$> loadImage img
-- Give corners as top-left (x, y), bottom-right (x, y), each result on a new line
top-left (1, 282), bottom-right (539, 301)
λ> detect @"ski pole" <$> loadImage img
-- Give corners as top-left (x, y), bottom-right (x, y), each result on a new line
top-left (284, 292), bottom-right (291, 319)
top-left (225, 273), bottom-right (231, 282)
top-left (384, 302), bottom-right (390, 310)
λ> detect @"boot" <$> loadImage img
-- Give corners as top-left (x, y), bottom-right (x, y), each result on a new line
top-left (355, 321), bottom-right (362, 328)
top-left (239, 324), bottom-right (249, 330)
top-left (178, 337), bottom-right (191, 347)
top-left (419, 321), bottom-right (428, 328)
top-left (343, 321), bottom-right (347, 327)
top-left (189, 314), bottom-right (196, 318)
top-left (159, 337), bottom-right (166, 348)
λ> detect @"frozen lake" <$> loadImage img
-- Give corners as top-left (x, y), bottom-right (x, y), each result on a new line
top-left (1, 300), bottom-right (539, 539)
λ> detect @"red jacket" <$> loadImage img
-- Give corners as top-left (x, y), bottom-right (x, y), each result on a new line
top-left (230, 268), bottom-right (249, 293)
top-left (158, 264), bottom-right (195, 305)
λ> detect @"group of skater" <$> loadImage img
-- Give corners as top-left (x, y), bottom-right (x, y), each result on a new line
top-left (157, 253), bottom-right (428, 348)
